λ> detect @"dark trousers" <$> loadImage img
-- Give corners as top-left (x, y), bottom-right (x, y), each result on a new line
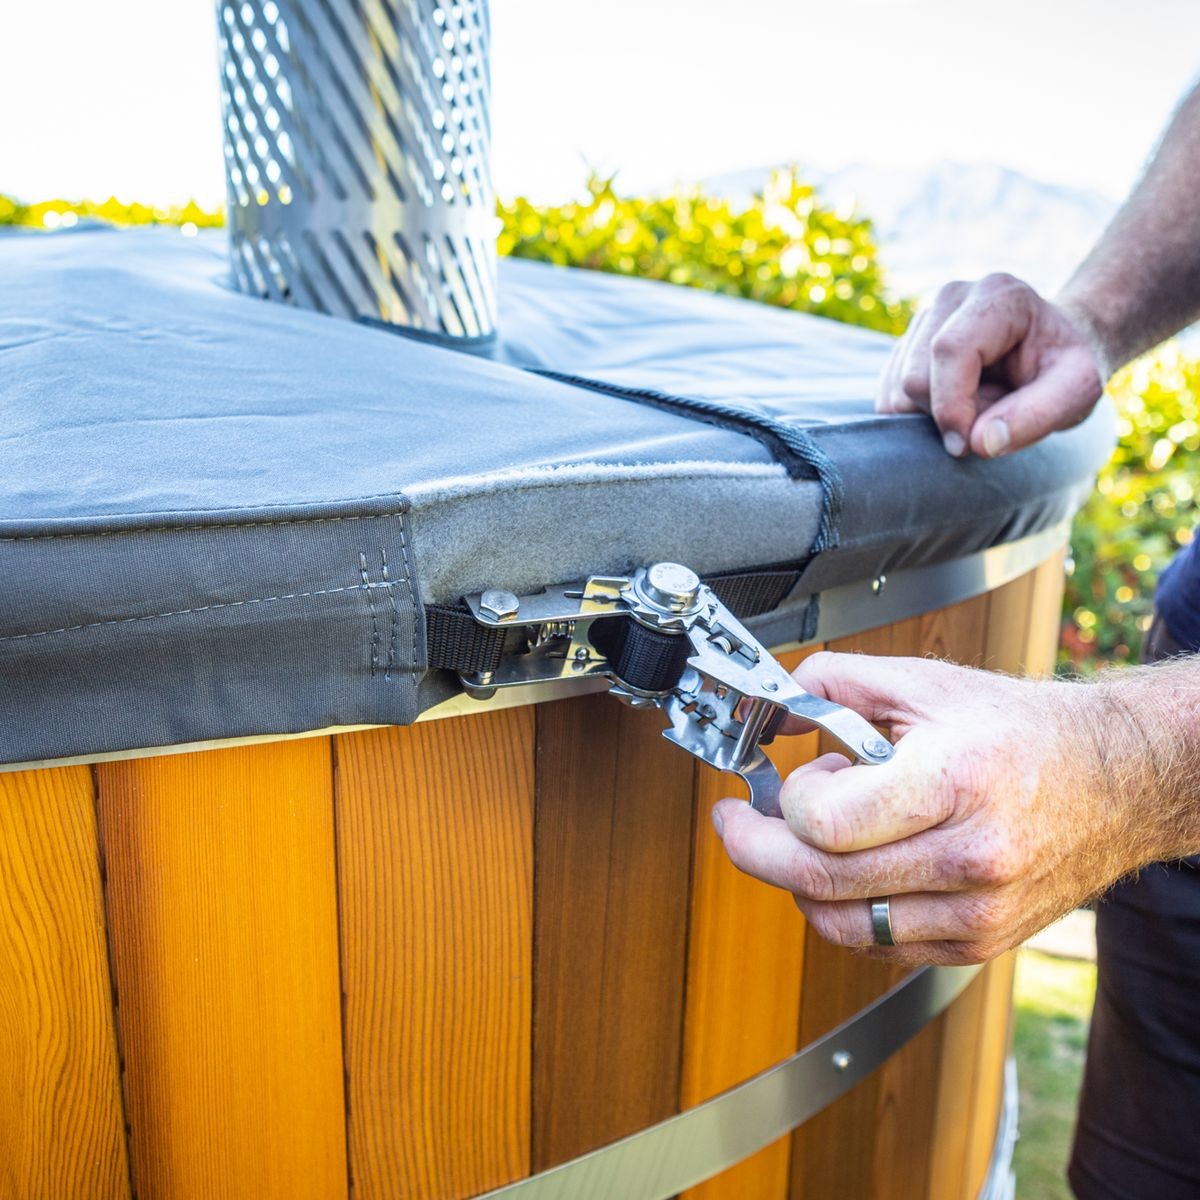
top-left (1069, 617), bottom-right (1200, 1199)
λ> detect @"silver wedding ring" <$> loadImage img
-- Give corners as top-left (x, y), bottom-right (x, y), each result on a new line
top-left (870, 897), bottom-right (896, 946)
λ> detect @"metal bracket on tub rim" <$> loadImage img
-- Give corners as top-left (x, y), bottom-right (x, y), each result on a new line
top-left (420, 522), bottom-right (1070, 728)
top-left (474, 963), bottom-right (982, 1200)
top-left (0, 525), bottom-right (1069, 774)
top-left (457, 562), bottom-right (894, 817)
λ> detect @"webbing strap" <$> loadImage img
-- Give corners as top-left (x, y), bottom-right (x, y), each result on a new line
top-left (426, 603), bottom-right (528, 674)
top-left (425, 566), bottom-right (802, 675)
top-left (527, 369), bottom-right (844, 555)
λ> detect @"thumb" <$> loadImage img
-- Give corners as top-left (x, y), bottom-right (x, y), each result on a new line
top-left (969, 353), bottom-right (1102, 458)
top-left (780, 730), bottom-right (955, 851)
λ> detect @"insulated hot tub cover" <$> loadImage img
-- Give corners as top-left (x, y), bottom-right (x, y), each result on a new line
top-left (0, 228), bottom-right (1113, 764)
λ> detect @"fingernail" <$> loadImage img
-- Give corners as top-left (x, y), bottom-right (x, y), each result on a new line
top-left (983, 419), bottom-right (1010, 457)
top-left (942, 431), bottom-right (965, 457)
top-left (711, 807), bottom-right (724, 837)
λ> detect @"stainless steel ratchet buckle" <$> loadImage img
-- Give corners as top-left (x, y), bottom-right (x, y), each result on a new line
top-left (461, 562), bottom-right (893, 816)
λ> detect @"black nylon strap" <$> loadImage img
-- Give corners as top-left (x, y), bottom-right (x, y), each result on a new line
top-left (703, 567), bottom-right (801, 621)
top-left (425, 603), bottom-right (528, 673)
top-left (587, 615), bottom-right (693, 694)
top-left (425, 566), bottom-right (801, 676)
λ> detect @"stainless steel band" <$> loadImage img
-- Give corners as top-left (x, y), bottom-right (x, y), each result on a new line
top-left (474, 963), bottom-right (982, 1200)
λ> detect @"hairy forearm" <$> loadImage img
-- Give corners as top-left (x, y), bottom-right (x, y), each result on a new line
top-left (1059, 83), bottom-right (1200, 378)
top-left (1084, 656), bottom-right (1200, 871)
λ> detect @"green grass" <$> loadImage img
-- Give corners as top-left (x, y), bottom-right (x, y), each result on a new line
top-left (1012, 949), bottom-right (1097, 1198)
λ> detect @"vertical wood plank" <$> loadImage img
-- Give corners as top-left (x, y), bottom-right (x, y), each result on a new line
top-left (986, 549), bottom-right (1067, 677)
top-left (924, 971), bottom-right (989, 1200)
top-left (96, 741), bottom-right (347, 1200)
top-left (334, 711), bottom-right (534, 1200)
top-left (532, 692), bottom-right (695, 1169)
top-left (790, 594), bottom-right (991, 1200)
top-left (962, 953), bottom-right (1017, 1195)
top-left (0, 766), bottom-right (130, 1200)
top-left (679, 647), bottom-right (820, 1200)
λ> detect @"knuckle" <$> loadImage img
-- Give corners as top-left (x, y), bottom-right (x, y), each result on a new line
top-left (793, 802), bottom-right (856, 853)
top-left (955, 891), bottom-right (1011, 937)
top-left (789, 852), bottom-right (838, 902)
top-left (797, 649), bottom-right (837, 677)
top-left (929, 328), bottom-right (969, 360)
top-left (900, 367), bottom-right (931, 398)
top-left (979, 271), bottom-right (1024, 293)
top-left (936, 280), bottom-right (970, 303)
top-left (806, 904), bottom-right (858, 948)
top-left (954, 838), bottom-right (1019, 888)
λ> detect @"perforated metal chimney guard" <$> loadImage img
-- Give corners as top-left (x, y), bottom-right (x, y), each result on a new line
top-left (217, 0), bottom-right (496, 338)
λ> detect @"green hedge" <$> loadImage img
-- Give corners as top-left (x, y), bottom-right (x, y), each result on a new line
top-left (499, 171), bottom-right (913, 336)
top-left (4, 178), bottom-right (1189, 669)
top-left (1062, 348), bottom-right (1199, 668)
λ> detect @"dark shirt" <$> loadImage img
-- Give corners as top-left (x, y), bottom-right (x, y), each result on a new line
top-left (1154, 534), bottom-right (1200, 651)
top-left (1069, 541), bottom-right (1200, 1198)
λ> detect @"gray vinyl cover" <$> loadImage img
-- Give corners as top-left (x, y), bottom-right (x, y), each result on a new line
top-left (0, 227), bottom-right (1113, 764)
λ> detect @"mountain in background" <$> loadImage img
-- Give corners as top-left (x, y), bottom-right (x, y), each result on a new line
top-left (701, 160), bottom-right (1118, 301)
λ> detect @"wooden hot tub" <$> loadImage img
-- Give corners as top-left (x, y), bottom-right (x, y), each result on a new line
top-left (0, 227), bottom-right (1109, 1199)
top-left (1, 547), bottom-right (1064, 1200)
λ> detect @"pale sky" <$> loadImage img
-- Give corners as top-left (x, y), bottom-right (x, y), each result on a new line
top-left (2, 0), bottom-right (1198, 206)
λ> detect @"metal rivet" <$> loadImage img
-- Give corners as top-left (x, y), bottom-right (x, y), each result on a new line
top-left (642, 561), bottom-right (702, 612)
top-left (480, 588), bottom-right (520, 620)
top-left (763, 679), bottom-right (779, 693)
top-left (832, 1049), bottom-right (853, 1072)
top-left (574, 647), bottom-right (590, 662)
top-left (862, 737), bottom-right (892, 760)
top-left (871, 574), bottom-right (887, 595)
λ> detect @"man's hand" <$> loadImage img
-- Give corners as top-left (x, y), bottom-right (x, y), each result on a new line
top-left (877, 274), bottom-right (1106, 460)
top-left (712, 653), bottom-right (1199, 966)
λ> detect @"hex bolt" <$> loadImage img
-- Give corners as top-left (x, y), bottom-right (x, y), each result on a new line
top-left (862, 737), bottom-right (892, 760)
top-left (831, 1049), bottom-right (853, 1072)
top-left (480, 589), bottom-right (520, 621)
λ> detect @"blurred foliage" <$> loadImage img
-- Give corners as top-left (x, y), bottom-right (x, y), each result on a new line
top-left (1062, 346), bottom-right (1200, 670)
top-left (7, 177), bottom-right (1199, 672)
top-left (498, 170), bottom-right (913, 335)
top-left (0, 193), bottom-right (222, 231)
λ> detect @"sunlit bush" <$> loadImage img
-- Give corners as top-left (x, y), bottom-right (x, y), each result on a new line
top-left (1062, 346), bottom-right (1200, 669)
top-left (0, 194), bottom-right (222, 231)
top-left (498, 170), bottom-right (913, 336)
